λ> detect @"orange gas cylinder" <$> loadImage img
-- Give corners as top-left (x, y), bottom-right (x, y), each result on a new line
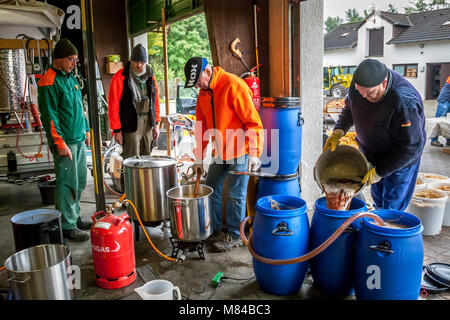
top-left (90, 211), bottom-right (136, 289)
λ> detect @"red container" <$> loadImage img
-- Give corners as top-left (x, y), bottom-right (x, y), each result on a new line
top-left (243, 76), bottom-right (261, 111)
top-left (90, 211), bottom-right (136, 289)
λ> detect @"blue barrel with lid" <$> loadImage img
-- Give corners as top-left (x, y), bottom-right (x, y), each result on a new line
top-left (259, 97), bottom-right (304, 176)
top-left (354, 209), bottom-right (424, 300)
top-left (309, 197), bottom-right (367, 297)
top-left (257, 173), bottom-right (301, 199)
top-left (252, 195), bottom-right (309, 295)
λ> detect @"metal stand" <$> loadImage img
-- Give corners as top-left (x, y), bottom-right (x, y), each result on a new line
top-left (133, 219), bottom-right (168, 242)
top-left (169, 237), bottom-right (205, 262)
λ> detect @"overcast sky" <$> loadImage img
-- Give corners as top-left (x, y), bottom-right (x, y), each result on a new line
top-left (323, 0), bottom-right (415, 19)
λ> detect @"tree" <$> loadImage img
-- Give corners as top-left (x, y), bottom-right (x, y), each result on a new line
top-left (405, 0), bottom-right (449, 13)
top-left (146, 13), bottom-right (212, 81)
top-left (166, 13), bottom-right (212, 80)
top-left (387, 4), bottom-right (399, 13)
top-left (345, 8), bottom-right (364, 22)
top-left (324, 16), bottom-right (344, 34)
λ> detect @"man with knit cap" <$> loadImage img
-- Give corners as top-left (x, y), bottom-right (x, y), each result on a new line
top-left (324, 58), bottom-right (426, 211)
top-left (38, 38), bottom-right (91, 242)
top-left (108, 43), bottom-right (160, 161)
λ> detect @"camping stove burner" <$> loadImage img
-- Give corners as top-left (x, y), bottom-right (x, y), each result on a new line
top-left (169, 237), bottom-right (205, 261)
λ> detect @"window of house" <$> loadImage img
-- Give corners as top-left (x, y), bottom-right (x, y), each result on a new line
top-left (393, 64), bottom-right (418, 78)
top-left (368, 28), bottom-right (384, 57)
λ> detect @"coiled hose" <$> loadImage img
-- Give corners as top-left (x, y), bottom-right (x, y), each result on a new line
top-left (240, 212), bottom-right (385, 265)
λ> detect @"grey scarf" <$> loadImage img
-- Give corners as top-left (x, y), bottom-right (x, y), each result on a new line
top-left (129, 65), bottom-right (151, 103)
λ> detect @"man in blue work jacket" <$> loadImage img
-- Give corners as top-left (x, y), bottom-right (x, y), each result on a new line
top-left (324, 59), bottom-right (426, 211)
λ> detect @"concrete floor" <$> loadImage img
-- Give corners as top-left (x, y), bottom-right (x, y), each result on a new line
top-left (0, 100), bottom-right (449, 301)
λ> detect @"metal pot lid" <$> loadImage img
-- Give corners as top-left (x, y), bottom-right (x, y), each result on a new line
top-left (11, 209), bottom-right (61, 225)
top-left (425, 263), bottom-right (450, 288)
top-left (229, 171), bottom-right (277, 178)
top-left (123, 156), bottom-right (177, 168)
top-left (421, 267), bottom-right (449, 294)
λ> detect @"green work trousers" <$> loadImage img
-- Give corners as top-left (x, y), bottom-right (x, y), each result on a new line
top-left (53, 141), bottom-right (87, 230)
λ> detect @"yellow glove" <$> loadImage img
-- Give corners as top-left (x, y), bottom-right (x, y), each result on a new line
top-left (323, 129), bottom-right (345, 152)
top-left (362, 167), bottom-right (382, 185)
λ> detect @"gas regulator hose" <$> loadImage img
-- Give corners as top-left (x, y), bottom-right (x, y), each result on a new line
top-left (123, 199), bottom-right (176, 262)
top-left (240, 212), bottom-right (385, 265)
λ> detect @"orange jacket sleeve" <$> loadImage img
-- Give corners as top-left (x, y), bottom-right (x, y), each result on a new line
top-left (153, 76), bottom-right (161, 123)
top-left (108, 69), bottom-right (124, 131)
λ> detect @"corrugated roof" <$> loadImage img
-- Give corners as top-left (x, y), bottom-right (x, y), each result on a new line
top-left (387, 8), bottom-right (450, 44)
top-left (324, 21), bottom-right (364, 50)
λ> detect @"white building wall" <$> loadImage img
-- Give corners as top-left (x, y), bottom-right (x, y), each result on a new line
top-left (324, 11), bottom-right (450, 99)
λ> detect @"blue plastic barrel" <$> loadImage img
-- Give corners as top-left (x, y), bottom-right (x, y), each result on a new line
top-left (259, 97), bottom-right (304, 175)
top-left (252, 195), bottom-right (309, 295)
top-left (309, 197), bottom-right (367, 297)
top-left (257, 173), bottom-right (301, 199)
top-left (354, 209), bottom-right (424, 300)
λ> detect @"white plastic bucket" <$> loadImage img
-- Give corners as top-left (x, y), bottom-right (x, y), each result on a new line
top-left (407, 188), bottom-right (448, 236)
top-left (418, 172), bottom-right (450, 187)
top-left (415, 177), bottom-right (426, 192)
top-left (428, 182), bottom-right (450, 227)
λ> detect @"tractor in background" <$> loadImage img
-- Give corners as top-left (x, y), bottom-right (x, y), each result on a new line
top-left (323, 66), bottom-right (353, 98)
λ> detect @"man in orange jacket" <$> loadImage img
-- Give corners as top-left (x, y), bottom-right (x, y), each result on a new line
top-left (108, 44), bottom-right (160, 160)
top-left (184, 57), bottom-right (264, 252)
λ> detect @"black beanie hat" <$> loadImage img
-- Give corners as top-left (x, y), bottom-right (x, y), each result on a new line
top-left (130, 44), bottom-right (148, 62)
top-left (53, 38), bottom-right (78, 59)
top-left (353, 59), bottom-right (388, 87)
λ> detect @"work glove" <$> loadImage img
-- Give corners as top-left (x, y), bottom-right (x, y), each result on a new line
top-left (191, 161), bottom-right (205, 175)
top-left (248, 157), bottom-right (261, 173)
top-left (362, 167), bottom-right (382, 185)
top-left (323, 129), bottom-right (345, 152)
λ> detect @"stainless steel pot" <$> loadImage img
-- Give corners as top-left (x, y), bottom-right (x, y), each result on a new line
top-left (166, 184), bottom-right (213, 241)
top-left (5, 244), bottom-right (73, 300)
top-left (314, 145), bottom-right (370, 196)
top-left (123, 156), bottom-right (178, 223)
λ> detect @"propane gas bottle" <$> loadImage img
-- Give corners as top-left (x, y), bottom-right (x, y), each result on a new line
top-left (90, 211), bottom-right (136, 289)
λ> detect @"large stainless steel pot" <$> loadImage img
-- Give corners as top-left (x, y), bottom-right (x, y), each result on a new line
top-left (123, 156), bottom-right (178, 223)
top-left (166, 184), bottom-right (213, 242)
top-left (5, 244), bottom-right (73, 300)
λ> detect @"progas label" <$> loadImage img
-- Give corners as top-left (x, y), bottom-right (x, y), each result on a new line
top-left (92, 241), bottom-right (120, 253)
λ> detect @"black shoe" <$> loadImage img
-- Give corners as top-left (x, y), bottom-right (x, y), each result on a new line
top-left (212, 233), bottom-right (243, 252)
top-left (63, 228), bottom-right (90, 242)
top-left (77, 217), bottom-right (93, 230)
top-left (205, 230), bottom-right (225, 243)
top-left (431, 140), bottom-right (443, 147)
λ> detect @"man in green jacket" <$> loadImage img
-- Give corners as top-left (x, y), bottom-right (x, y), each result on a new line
top-left (38, 39), bottom-right (91, 242)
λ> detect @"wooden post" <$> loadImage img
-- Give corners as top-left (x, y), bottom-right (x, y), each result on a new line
top-left (161, 7), bottom-right (171, 157)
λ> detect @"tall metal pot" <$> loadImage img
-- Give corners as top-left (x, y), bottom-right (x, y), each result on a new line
top-left (5, 244), bottom-right (73, 300)
top-left (123, 156), bottom-right (178, 223)
top-left (166, 184), bottom-right (213, 241)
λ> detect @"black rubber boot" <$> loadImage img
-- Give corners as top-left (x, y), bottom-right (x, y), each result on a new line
top-left (63, 228), bottom-right (90, 242)
top-left (77, 217), bottom-right (93, 230)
